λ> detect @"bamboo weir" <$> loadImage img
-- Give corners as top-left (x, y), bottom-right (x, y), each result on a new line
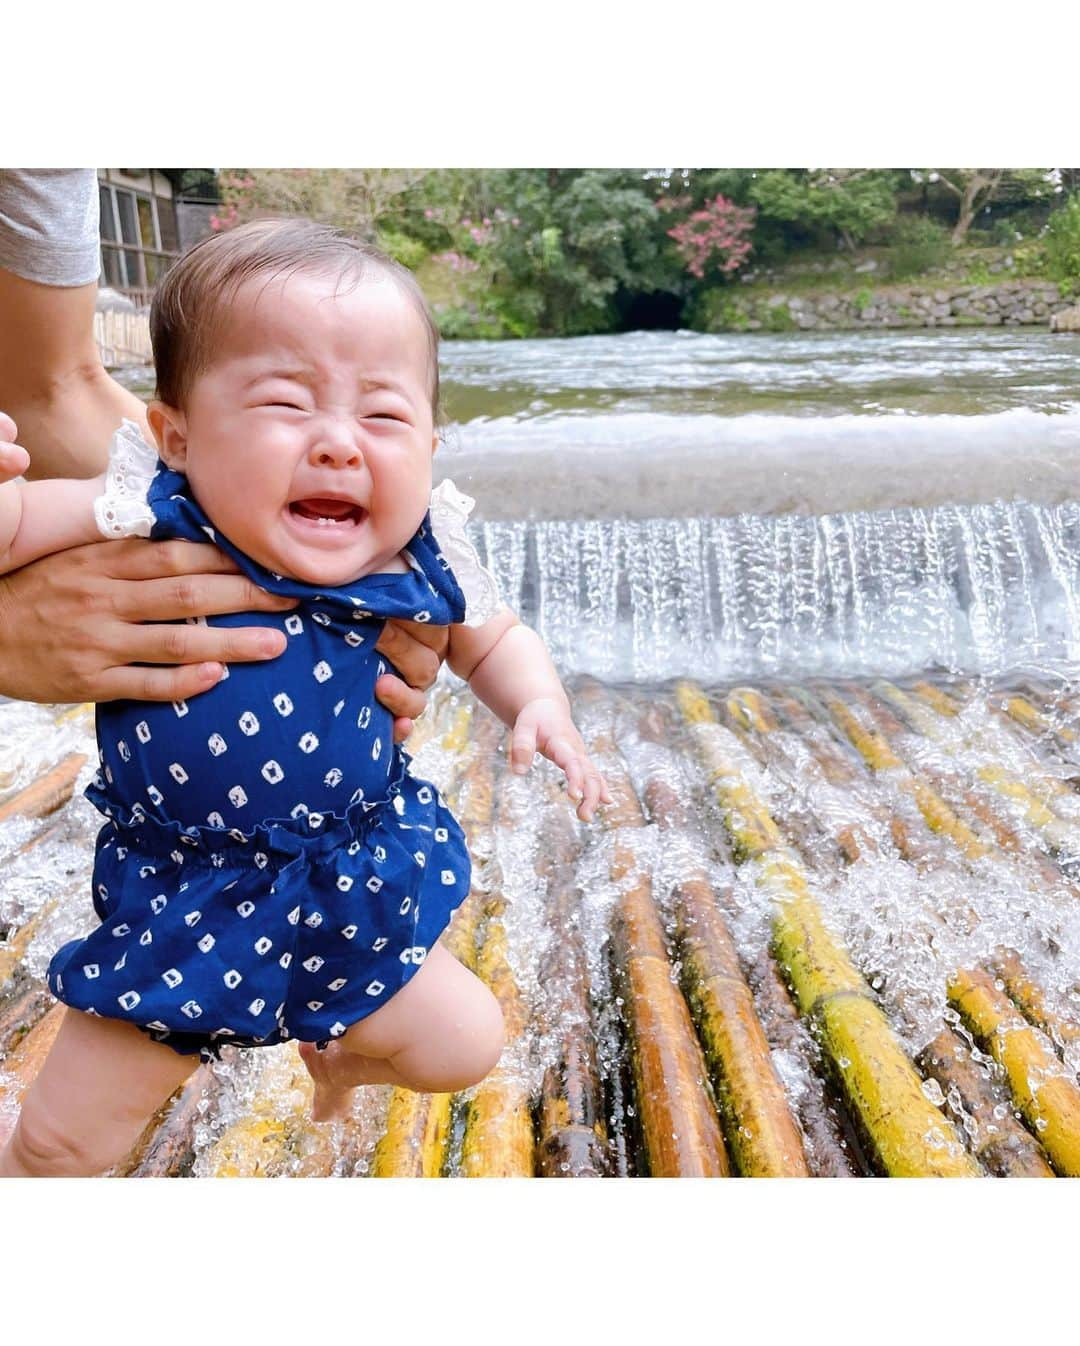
top-left (2, 670), bottom-right (1080, 1178)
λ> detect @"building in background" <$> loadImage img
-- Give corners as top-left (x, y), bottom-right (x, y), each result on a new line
top-left (97, 169), bottom-right (218, 306)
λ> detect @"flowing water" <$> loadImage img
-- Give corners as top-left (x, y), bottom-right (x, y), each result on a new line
top-left (4, 328), bottom-right (1079, 1175)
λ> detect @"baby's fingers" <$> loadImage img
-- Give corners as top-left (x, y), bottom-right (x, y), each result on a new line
top-left (509, 716), bottom-right (538, 775)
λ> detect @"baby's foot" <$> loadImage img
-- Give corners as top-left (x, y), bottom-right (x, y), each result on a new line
top-left (298, 1040), bottom-right (357, 1123)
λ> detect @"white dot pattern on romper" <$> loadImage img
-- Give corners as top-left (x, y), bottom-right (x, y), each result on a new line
top-left (56, 460), bottom-right (477, 1056)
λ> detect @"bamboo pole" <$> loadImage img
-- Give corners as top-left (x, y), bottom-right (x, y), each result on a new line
top-left (372, 714), bottom-right (498, 1179)
top-left (948, 967), bottom-right (1080, 1176)
top-left (0, 979), bottom-right (55, 1058)
top-left (580, 691), bottom-right (730, 1177)
top-left (675, 680), bottom-right (979, 1177)
top-left (630, 706), bottom-right (807, 1176)
top-left (121, 1064), bottom-right (221, 1177)
top-left (890, 680), bottom-right (1080, 858)
top-left (991, 948), bottom-right (1080, 1054)
top-left (915, 1028), bottom-right (1054, 1177)
top-left (0, 753), bottom-right (87, 824)
top-left (534, 801), bottom-right (610, 1178)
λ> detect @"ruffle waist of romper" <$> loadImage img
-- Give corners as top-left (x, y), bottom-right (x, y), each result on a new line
top-left (85, 753), bottom-right (424, 862)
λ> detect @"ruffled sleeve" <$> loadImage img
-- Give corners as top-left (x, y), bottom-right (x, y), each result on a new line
top-left (428, 478), bottom-right (502, 627)
top-left (93, 418), bottom-right (159, 539)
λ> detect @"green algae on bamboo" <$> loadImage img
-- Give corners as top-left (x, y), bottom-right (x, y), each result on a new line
top-left (675, 680), bottom-right (979, 1177)
top-left (948, 967), bottom-right (1080, 1177)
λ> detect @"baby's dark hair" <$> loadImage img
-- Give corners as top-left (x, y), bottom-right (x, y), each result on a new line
top-left (150, 218), bottom-right (440, 417)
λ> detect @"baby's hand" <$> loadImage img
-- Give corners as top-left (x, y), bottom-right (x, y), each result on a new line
top-left (509, 696), bottom-right (612, 822)
top-left (0, 414), bottom-right (31, 484)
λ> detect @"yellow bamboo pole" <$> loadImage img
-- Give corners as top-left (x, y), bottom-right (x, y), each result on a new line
top-left (634, 738), bottom-right (808, 1176)
top-left (888, 680), bottom-right (1080, 857)
top-left (991, 948), bottom-right (1080, 1053)
top-left (948, 967), bottom-right (1080, 1176)
top-left (372, 714), bottom-right (498, 1178)
top-left (676, 680), bottom-right (979, 1177)
top-left (0, 980), bottom-right (56, 1058)
top-left (582, 693), bottom-right (730, 1177)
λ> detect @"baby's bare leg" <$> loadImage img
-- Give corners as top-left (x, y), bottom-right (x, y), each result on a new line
top-left (0, 1009), bottom-right (198, 1177)
top-left (299, 942), bottom-right (504, 1121)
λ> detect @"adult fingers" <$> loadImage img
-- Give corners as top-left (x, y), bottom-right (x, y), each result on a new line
top-left (89, 661), bottom-right (227, 703)
top-left (374, 619), bottom-right (446, 691)
top-left (391, 716), bottom-right (414, 745)
top-left (0, 411), bottom-right (17, 441)
top-left (107, 570), bottom-right (298, 622)
top-left (374, 672), bottom-right (427, 724)
top-left (122, 620), bottom-right (287, 667)
top-left (91, 538), bottom-right (241, 580)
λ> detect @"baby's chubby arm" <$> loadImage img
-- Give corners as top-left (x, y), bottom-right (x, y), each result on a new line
top-left (0, 415), bottom-right (102, 573)
top-left (447, 607), bottom-right (612, 822)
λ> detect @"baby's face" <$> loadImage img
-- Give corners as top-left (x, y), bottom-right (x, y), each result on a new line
top-left (151, 268), bottom-right (437, 586)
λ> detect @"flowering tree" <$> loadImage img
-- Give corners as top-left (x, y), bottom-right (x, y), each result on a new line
top-left (663, 194), bottom-right (756, 279)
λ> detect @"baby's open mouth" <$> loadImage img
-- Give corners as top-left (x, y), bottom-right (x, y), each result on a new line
top-left (288, 498), bottom-right (366, 527)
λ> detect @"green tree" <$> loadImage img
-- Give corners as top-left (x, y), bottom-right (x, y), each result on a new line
top-left (918, 169), bottom-right (1057, 244)
top-left (745, 169), bottom-right (899, 251)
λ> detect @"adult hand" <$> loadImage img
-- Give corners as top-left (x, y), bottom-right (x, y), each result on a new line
top-left (374, 619), bottom-right (450, 743)
top-left (0, 538), bottom-right (295, 704)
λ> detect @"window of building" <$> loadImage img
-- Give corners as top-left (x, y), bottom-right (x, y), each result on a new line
top-left (99, 180), bottom-right (176, 296)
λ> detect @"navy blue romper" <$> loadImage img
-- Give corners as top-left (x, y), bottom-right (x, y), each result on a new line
top-left (47, 462), bottom-right (472, 1060)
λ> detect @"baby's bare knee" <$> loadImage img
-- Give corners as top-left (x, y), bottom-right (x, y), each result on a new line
top-left (403, 983), bottom-right (505, 1094)
top-left (5, 1108), bottom-right (117, 1178)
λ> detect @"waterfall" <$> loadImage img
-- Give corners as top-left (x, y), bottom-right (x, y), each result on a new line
top-left (474, 499), bottom-right (1080, 681)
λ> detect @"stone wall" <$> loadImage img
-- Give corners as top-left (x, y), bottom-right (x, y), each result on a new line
top-left (708, 279), bottom-right (1075, 332)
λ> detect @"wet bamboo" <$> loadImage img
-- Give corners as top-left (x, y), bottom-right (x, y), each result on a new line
top-left (631, 715), bottom-right (807, 1176)
top-left (990, 947), bottom-right (1080, 1054)
top-left (948, 967), bottom-right (1080, 1176)
top-left (915, 1028), bottom-right (1054, 1177)
top-left (0, 753), bottom-right (87, 824)
top-left (534, 800), bottom-right (610, 1178)
top-left (580, 692), bottom-right (730, 1177)
top-left (121, 1064), bottom-right (220, 1177)
top-left (0, 979), bottom-right (55, 1058)
top-left (459, 912), bottom-right (535, 1177)
top-left (817, 686), bottom-right (989, 861)
top-left (675, 680), bottom-right (979, 1177)
top-left (372, 715), bottom-right (498, 1179)
top-left (746, 949), bottom-right (860, 1176)
top-left (0, 1001), bottom-right (65, 1112)
top-left (890, 680), bottom-right (1080, 857)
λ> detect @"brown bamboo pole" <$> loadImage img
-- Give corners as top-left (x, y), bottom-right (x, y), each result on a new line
top-left (0, 1001), bottom-right (66, 1110)
top-left (121, 1064), bottom-right (221, 1177)
top-left (0, 979), bottom-right (55, 1058)
top-left (915, 1028), bottom-right (1054, 1177)
top-left (747, 949), bottom-right (861, 1176)
top-left (676, 680), bottom-right (979, 1177)
top-left (948, 967), bottom-right (1080, 1176)
top-left (0, 753), bottom-right (87, 824)
top-left (581, 692), bottom-right (730, 1177)
top-left (631, 716), bottom-right (807, 1176)
top-left (534, 801), bottom-right (610, 1178)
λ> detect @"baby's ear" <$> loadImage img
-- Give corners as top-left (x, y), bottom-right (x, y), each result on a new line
top-left (148, 401), bottom-right (189, 469)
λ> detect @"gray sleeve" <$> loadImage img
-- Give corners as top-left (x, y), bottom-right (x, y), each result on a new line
top-left (0, 169), bottom-right (100, 286)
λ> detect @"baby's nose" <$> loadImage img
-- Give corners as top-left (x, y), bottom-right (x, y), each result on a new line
top-left (309, 423), bottom-right (363, 469)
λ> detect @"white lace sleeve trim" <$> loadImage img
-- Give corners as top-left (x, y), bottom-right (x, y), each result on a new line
top-left (93, 418), bottom-right (159, 539)
top-left (429, 478), bottom-right (502, 627)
